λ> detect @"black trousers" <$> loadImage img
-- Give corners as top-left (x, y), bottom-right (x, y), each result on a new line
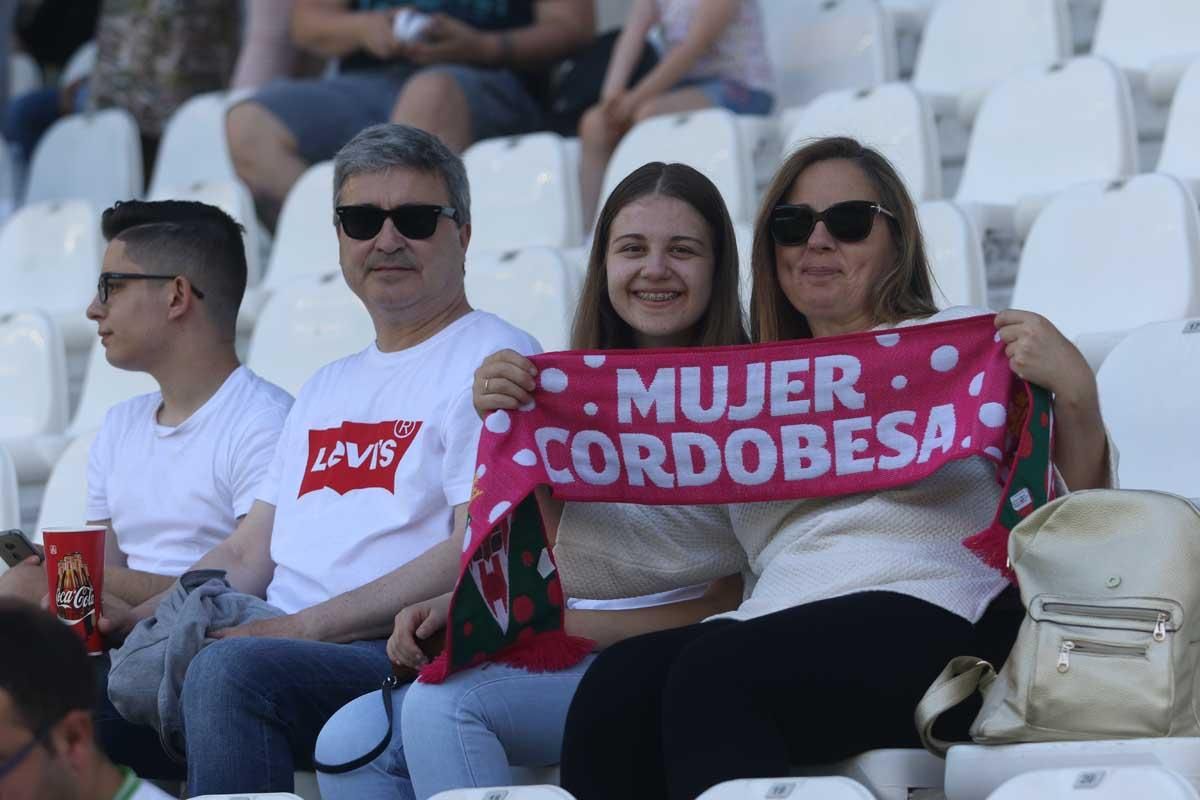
top-left (560, 588), bottom-right (1021, 800)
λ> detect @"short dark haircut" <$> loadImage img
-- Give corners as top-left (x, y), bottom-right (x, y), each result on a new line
top-left (0, 599), bottom-right (94, 733)
top-left (101, 199), bottom-right (248, 335)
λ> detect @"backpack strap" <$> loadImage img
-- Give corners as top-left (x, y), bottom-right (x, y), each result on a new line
top-left (915, 656), bottom-right (997, 757)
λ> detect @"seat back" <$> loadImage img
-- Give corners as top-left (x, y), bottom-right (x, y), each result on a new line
top-left (783, 83), bottom-right (940, 201)
top-left (149, 91), bottom-right (238, 196)
top-left (465, 248), bottom-right (578, 352)
top-left (262, 161), bottom-right (339, 293)
top-left (913, 0), bottom-right (1071, 99)
top-left (34, 431), bottom-right (96, 538)
top-left (27, 109), bottom-right (142, 210)
top-left (59, 41), bottom-right (97, 89)
top-left (760, 0), bottom-right (896, 109)
top-left (603, 108), bottom-right (754, 223)
top-left (428, 788), bottom-right (575, 800)
top-left (1011, 174), bottom-right (1200, 341)
top-left (0, 311), bottom-right (68, 439)
top-left (956, 57), bottom-right (1137, 207)
top-left (246, 272), bottom-right (374, 396)
top-left (0, 200), bottom-right (102, 318)
top-left (0, 445), bottom-right (18, 531)
top-left (1158, 59), bottom-right (1200, 184)
top-left (1096, 318), bottom-right (1200, 497)
top-left (69, 340), bottom-right (158, 437)
top-left (464, 133), bottom-right (582, 251)
top-left (697, 777), bottom-right (874, 799)
top-left (148, 178), bottom-right (264, 284)
top-left (9, 51), bottom-right (41, 97)
top-left (918, 200), bottom-right (987, 309)
top-left (1091, 0), bottom-right (1200, 74)
top-left (988, 766), bottom-right (1199, 799)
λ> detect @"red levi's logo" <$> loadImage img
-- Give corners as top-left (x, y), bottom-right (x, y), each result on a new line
top-left (298, 420), bottom-right (422, 497)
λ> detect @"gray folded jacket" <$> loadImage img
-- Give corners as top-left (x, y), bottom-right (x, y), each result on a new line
top-left (107, 569), bottom-right (284, 762)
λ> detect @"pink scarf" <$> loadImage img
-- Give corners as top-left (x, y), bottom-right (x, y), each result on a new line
top-left (421, 314), bottom-right (1054, 682)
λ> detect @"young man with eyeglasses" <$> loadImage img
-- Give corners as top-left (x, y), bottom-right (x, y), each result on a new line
top-left (149, 124), bottom-right (539, 795)
top-left (0, 599), bottom-right (174, 800)
top-left (0, 199), bottom-right (294, 779)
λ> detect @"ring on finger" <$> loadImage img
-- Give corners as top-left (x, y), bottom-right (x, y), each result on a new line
top-left (484, 378), bottom-right (491, 394)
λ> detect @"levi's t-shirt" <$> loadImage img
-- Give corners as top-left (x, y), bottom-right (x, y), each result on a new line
top-left (259, 311), bottom-right (540, 614)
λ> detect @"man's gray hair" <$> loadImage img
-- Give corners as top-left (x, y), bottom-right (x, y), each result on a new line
top-left (332, 123), bottom-right (471, 225)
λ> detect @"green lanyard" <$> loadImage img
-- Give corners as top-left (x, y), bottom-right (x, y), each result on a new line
top-left (112, 766), bottom-right (142, 800)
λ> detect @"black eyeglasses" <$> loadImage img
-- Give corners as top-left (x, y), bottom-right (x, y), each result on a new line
top-left (335, 204), bottom-right (460, 241)
top-left (96, 272), bottom-right (205, 304)
top-left (769, 200), bottom-right (896, 246)
top-left (0, 723), bottom-right (52, 781)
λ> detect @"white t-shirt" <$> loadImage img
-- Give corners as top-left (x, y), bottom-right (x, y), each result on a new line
top-left (87, 366), bottom-right (293, 576)
top-left (259, 311), bottom-right (541, 614)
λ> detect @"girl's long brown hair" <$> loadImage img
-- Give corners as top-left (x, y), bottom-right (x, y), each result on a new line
top-left (750, 137), bottom-right (938, 342)
top-left (571, 162), bottom-right (748, 350)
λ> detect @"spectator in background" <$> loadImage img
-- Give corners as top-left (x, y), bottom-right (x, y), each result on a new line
top-left (226, 0), bottom-right (594, 230)
top-left (0, 599), bottom-right (174, 800)
top-left (89, 0), bottom-right (241, 187)
top-left (231, 0), bottom-right (326, 91)
top-left (578, 0), bottom-right (774, 224)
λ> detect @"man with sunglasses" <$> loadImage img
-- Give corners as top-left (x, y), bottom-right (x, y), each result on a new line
top-left (160, 124), bottom-right (539, 795)
top-left (226, 0), bottom-right (594, 228)
top-left (0, 599), bottom-right (174, 800)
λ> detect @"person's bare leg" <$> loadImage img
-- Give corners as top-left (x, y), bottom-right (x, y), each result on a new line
top-left (578, 105), bottom-right (623, 228)
top-left (391, 71), bottom-right (472, 153)
top-left (631, 88), bottom-right (712, 122)
top-left (226, 101), bottom-right (308, 231)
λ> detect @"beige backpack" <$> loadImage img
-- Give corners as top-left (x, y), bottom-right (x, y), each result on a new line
top-left (917, 489), bottom-right (1200, 756)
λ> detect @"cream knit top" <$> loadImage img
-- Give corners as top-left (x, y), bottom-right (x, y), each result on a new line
top-left (554, 307), bottom-right (1116, 624)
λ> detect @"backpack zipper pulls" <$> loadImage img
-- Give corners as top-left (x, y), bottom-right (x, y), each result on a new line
top-left (1058, 641), bottom-right (1075, 673)
top-left (1154, 613), bottom-right (1168, 642)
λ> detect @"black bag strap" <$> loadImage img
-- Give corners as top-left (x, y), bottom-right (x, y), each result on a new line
top-left (312, 675), bottom-right (400, 774)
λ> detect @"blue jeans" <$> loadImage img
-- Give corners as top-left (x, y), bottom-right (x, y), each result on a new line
top-left (179, 636), bottom-right (391, 795)
top-left (315, 655), bottom-right (596, 800)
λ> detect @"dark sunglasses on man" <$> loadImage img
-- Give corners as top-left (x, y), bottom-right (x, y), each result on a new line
top-left (335, 204), bottom-right (460, 241)
top-left (769, 200), bottom-right (896, 247)
top-left (96, 272), bottom-right (205, 304)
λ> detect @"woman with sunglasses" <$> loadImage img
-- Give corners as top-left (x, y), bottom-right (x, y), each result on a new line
top-left (313, 161), bottom-right (749, 800)
top-left (556, 137), bottom-right (1113, 800)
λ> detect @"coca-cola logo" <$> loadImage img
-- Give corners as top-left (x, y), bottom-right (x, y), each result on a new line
top-left (298, 419), bottom-right (423, 497)
top-left (56, 584), bottom-right (95, 611)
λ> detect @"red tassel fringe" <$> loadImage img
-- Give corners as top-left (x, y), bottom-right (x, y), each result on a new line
top-left (962, 523), bottom-right (1016, 583)
top-left (418, 631), bottom-right (595, 684)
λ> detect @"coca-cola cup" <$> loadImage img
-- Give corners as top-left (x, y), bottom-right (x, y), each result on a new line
top-left (42, 526), bottom-right (106, 655)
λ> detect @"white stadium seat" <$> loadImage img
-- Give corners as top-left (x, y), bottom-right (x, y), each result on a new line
top-left (1090, 0), bottom-right (1200, 105)
top-left (1096, 318), bottom-right (1200, 497)
top-left (464, 133), bottom-right (583, 251)
top-left (697, 776), bottom-right (874, 799)
top-left (918, 200), bottom-right (987, 309)
top-left (987, 766), bottom-right (1199, 799)
top-left (733, 222), bottom-right (753, 317)
top-left (192, 794), bottom-right (304, 800)
top-left (149, 91), bottom-right (239, 196)
top-left (33, 431), bottom-right (96, 539)
top-left (0, 311), bottom-right (69, 483)
top-left (1010, 173), bottom-right (1200, 342)
top-left (0, 444), bottom-right (18, 530)
top-left (1157, 59), bottom-right (1200, 189)
top-left (26, 109), bottom-right (142, 212)
top-left (245, 272), bottom-right (373, 396)
top-left (0, 199), bottom-right (104, 348)
top-left (760, 0), bottom-right (897, 110)
top-left (68, 340), bottom-right (158, 437)
top-left (148, 178), bottom-right (265, 285)
top-left (912, 0), bottom-right (1071, 122)
top-left (430, 788), bottom-right (574, 800)
top-left (795, 748), bottom-right (946, 800)
top-left (8, 51), bottom-right (41, 98)
top-left (466, 247), bottom-right (578, 352)
top-left (783, 83), bottom-right (941, 201)
top-left (260, 161), bottom-right (338, 293)
top-left (947, 738), bottom-right (1200, 799)
top-left (955, 57), bottom-right (1137, 233)
top-left (603, 108), bottom-right (755, 224)
top-left (59, 41), bottom-right (96, 89)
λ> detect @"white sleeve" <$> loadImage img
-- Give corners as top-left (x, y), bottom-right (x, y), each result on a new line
top-left (255, 404), bottom-right (298, 507)
top-left (229, 403), bottom-right (290, 518)
top-left (440, 385), bottom-right (483, 507)
top-left (85, 411), bottom-right (116, 521)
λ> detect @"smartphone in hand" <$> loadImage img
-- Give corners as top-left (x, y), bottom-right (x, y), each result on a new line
top-left (0, 529), bottom-right (42, 567)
